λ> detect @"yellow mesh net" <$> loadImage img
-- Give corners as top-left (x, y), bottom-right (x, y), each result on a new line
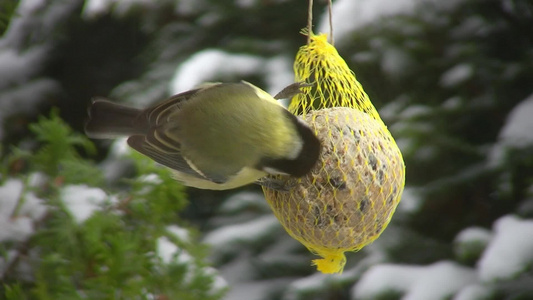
top-left (262, 32), bottom-right (406, 274)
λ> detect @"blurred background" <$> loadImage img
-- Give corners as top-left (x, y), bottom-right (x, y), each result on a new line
top-left (1, 0), bottom-right (533, 299)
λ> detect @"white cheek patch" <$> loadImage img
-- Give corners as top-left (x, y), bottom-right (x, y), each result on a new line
top-left (286, 138), bottom-right (304, 160)
top-left (284, 116), bottom-right (309, 160)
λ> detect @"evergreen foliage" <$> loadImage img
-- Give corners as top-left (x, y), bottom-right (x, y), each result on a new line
top-left (1, 112), bottom-right (225, 300)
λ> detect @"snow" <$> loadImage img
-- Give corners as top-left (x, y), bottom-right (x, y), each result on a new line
top-left (202, 266), bottom-right (229, 293)
top-left (157, 236), bottom-right (193, 265)
top-left (396, 187), bottom-right (422, 214)
top-left (169, 50), bottom-right (264, 93)
top-left (317, 0), bottom-right (465, 44)
top-left (83, 0), bottom-right (156, 18)
top-left (108, 138), bottom-right (131, 157)
top-left (236, 0), bottom-right (257, 8)
top-left (442, 96), bottom-right (463, 110)
top-left (203, 215), bottom-right (280, 248)
top-left (174, 0), bottom-right (206, 15)
top-left (0, 49), bottom-right (48, 88)
top-left (27, 172), bottom-right (49, 189)
top-left (440, 63), bottom-right (474, 87)
top-left (0, 179), bottom-right (47, 242)
top-left (218, 191), bottom-right (271, 214)
top-left (223, 278), bottom-right (290, 300)
top-left (60, 184), bottom-right (108, 224)
top-left (489, 93), bottom-right (533, 166)
top-left (477, 215), bottom-right (533, 282)
top-left (287, 272), bottom-right (331, 296)
top-left (138, 174), bottom-right (163, 185)
top-left (166, 225), bottom-right (191, 243)
top-left (352, 261), bottom-right (477, 300)
top-left (453, 284), bottom-right (493, 300)
top-left (18, 191), bottom-right (48, 221)
top-left (380, 47), bottom-right (414, 79)
top-left (454, 227), bottom-right (493, 263)
top-left (454, 227), bottom-right (492, 247)
top-left (0, 0), bottom-right (75, 140)
top-left (0, 79), bottom-right (61, 140)
top-left (157, 235), bottom-right (228, 295)
top-left (83, 0), bottom-right (108, 16)
top-left (284, 252), bottom-right (384, 299)
top-left (169, 50), bottom-right (293, 97)
top-left (263, 56), bottom-right (295, 100)
top-left (398, 104), bottom-right (431, 119)
top-left (496, 93), bottom-right (533, 148)
top-left (1, 0), bottom-right (81, 48)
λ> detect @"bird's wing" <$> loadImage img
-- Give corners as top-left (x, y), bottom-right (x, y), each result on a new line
top-left (127, 135), bottom-right (202, 178)
top-left (143, 84), bottom-right (222, 127)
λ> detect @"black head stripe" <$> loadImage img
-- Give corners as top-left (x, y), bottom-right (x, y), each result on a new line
top-left (259, 110), bottom-right (320, 177)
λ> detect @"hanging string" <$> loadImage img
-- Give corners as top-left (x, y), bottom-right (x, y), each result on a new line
top-left (307, 0), bottom-right (334, 45)
top-left (307, 0), bottom-right (313, 44)
top-left (328, 0), bottom-right (334, 45)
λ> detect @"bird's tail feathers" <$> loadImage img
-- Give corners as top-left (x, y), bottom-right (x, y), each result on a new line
top-left (85, 99), bottom-right (145, 139)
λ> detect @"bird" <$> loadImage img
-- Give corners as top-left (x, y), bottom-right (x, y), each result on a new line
top-left (85, 81), bottom-right (320, 190)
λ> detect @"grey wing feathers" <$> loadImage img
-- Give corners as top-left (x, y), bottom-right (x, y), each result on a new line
top-left (127, 83), bottom-right (231, 184)
top-left (125, 88), bottom-right (212, 179)
top-left (127, 135), bottom-right (201, 178)
top-left (144, 86), bottom-right (212, 125)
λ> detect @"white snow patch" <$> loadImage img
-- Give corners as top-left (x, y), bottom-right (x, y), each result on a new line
top-left (0, 49), bottom-right (49, 89)
top-left (83, 0), bottom-right (108, 16)
top-left (453, 284), bottom-right (493, 300)
top-left (138, 174), bottom-right (163, 185)
top-left (170, 51), bottom-right (294, 98)
top-left (477, 215), bottom-right (533, 282)
top-left (157, 236), bottom-right (193, 265)
top-left (170, 50), bottom-right (264, 93)
top-left (353, 261), bottom-right (477, 300)
top-left (454, 227), bottom-right (492, 246)
top-left (18, 192), bottom-right (47, 221)
top-left (398, 104), bottom-right (431, 119)
top-left (27, 172), bottom-right (48, 189)
top-left (264, 56), bottom-right (294, 98)
top-left (442, 96), bottom-right (463, 110)
top-left (496, 93), bottom-right (533, 147)
top-left (60, 184), bottom-right (108, 224)
top-left (317, 0), bottom-right (465, 44)
top-left (380, 47), bottom-right (414, 79)
top-left (108, 138), bottom-right (131, 157)
top-left (0, 179), bottom-right (47, 242)
top-left (83, 0), bottom-right (156, 18)
top-left (17, 0), bottom-right (46, 13)
top-left (203, 215), bottom-right (280, 248)
top-left (489, 93), bottom-right (533, 166)
top-left (174, 0), bottom-right (206, 15)
top-left (454, 226), bottom-right (492, 262)
top-left (396, 187), bottom-right (422, 214)
top-left (224, 278), bottom-right (289, 300)
top-left (440, 63), bottom-right (474, 87)
top-left (166, 225), bottom-right (191, 243)
top-left (236, 0), bottom-right (257, 8)
top-left (218, 191), bottom-right (270, 214)
top-left (286, 272), bottom-right (330, 297)
top-left (157, 237), bottom-right (227, 294)
top-left (0, 179), bottom-right (24, 216)
top-left (0, 217), bottom-right (33, 243)
top-left (202, 267), bottom-right (228, 294)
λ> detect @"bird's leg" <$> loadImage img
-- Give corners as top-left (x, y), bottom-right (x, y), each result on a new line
top-left (255, 177), bottom-right (296, 192)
